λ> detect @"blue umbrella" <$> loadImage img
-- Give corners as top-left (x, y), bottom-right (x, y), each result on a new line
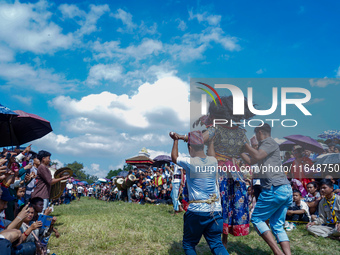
top-left (82, 181), bottom-right (88, 185)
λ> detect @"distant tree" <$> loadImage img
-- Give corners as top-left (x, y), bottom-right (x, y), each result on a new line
top-left (65, 161), bottom-right (98, 184)
top-left (106, 170), bottom-right (120, 179)
top-left (105, 164), bottom-right (133, 179)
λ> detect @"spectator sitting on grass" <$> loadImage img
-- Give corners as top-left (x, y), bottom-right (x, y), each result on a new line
top-left (306, 179), bottom-right (340, 240)
top-left (304, 182), bottom-right (321, 221)
top-left (144, 191), bottom-right (156, 204)
top-left (286, 190), bottom-right (310, 231)
top-left (157, 188), bottom-right (172, 204)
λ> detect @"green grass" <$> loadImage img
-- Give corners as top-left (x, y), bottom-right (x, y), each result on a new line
top-left (49, 199), bottom-right (340, 255)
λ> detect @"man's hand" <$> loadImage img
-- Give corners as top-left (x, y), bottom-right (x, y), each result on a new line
top-left (0, 158), bottom-right (7, 166)
top-left (44, 207), bottom-right (52, 215)
top-left (51, 216), bottom-right (57, 225)
top-left (62, 175), bottom-right (70, 180)
top-left (24, 164), bottom-right (32, 170)
top-left (306, 221), bottom-right (315, 228)
top-left (286, 210), bottom-right (293, 216)
top-left (22, 144), bottom-right (32, 155)
top-left (30, 221), bottom-right (42, 230)
top-left (17, 203), bottom-right (30, 220)
top-left (169, 132), bottom-right (179, 140)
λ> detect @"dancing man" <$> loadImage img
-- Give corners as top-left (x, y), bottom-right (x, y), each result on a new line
top-left (170, 131), bottom-right (228, 255)
top-left (241, 124), bottom-right (292, 255)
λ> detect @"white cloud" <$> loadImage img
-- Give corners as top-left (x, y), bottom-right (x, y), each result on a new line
top-left (0, 62), bottom-right (78, 94)
top-left (113, 8), bottom-right (137, 32)
top-left (92, 38), bottom-right (163, 61)
top-left (51, 159), bottom-right (64, 169)
top-left (177, 20), bottom-right (187, 31)
top-left (12, 95), bottom-right (32, 105)
top-left (0, 45), bottom-right (15, 62)
top-left (189, 10), bottom-right (222, 26)
top-left (309, 78), bottom-right (340, 88)
top-left (86, 63), bottom-right (123, 86)
top-left (59, 3), bottom-right (110, 37)
top-left (336, 66), bottom-right (340, 78)
top-left (256, 68), bottom-right (264, 74)
top-left (166, 27), bottom-right (240, 62)
top-left (51, 75), bottom-right (189, 129)
top-left (0, 0), bottom-right (74, 54)
top-left (83, 163), bottom-right (106, 178)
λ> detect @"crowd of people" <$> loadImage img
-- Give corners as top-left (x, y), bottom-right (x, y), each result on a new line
top-left (0, 145), bottom-right (68, 255)
top-left (1, 96), bottom-right (340, 255)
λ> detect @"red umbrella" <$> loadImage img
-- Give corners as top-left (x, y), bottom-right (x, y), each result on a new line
top-left (77, 182), bottom-right (85, 186)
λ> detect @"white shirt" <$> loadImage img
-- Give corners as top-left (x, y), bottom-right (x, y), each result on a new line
top-left (291, 200), bottom-right (311, 221)
top-left (177, 156), bottom-right (221, 213)
top-left (172, 165), bottom-right (182, 183)
top-left (88, 187), bottom-right (94, 194)
top-left (77, 186), bottom-right (84, 193)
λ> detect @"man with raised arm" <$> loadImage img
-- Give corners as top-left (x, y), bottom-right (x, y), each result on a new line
top-left (170, 131), bottom-right (228, 255)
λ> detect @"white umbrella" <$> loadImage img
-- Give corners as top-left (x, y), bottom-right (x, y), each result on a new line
top-left (98, 178), bottom-right (107, 183)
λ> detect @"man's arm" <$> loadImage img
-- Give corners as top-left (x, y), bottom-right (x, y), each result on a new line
top-left (287, 209), bottom-right (305, 215)
top-left (51, 176), bottom-right (69, 185)
top-left (240, 152), bottom-right (258, 165)
top-left (244, 143), bottom-right (268, 162)
top-left (7, 204), bottom-right (30, 230)
top-left (170, 132), bottom-right (179, 164)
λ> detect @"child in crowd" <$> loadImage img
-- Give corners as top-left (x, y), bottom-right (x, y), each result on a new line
top-left (14, 184), bottom-right (26, 218)
top-left (304, 181), bottom-right (321, 221)
top-left (286, 190), bottom-right (310, 231)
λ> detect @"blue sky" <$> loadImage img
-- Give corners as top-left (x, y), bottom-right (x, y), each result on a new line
top-left (0, 0), bottom-right (339, 177)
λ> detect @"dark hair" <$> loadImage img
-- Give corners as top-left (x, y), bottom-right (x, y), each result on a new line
top-left (188, 143), bottom-right (204, 152)
top-left (254, 123), bottom-right (271, 135)
top-left (307, 181), bottom-right (318, 189)
top-left (30, 197), bottom-right (44, 205)
top-left (37, 150), bottom-right (51, 162)
top-left (19, 203), bottom-right (33, 212)
top-left (293, 189), bottom-right (301, 196)
top-left (209, 96), bottom-right (255, 122)
top-left (320, 179), bottom-right (333, 188)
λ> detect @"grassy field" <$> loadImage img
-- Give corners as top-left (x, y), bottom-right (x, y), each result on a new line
top-left (48, 199), bottom-right (340, 255)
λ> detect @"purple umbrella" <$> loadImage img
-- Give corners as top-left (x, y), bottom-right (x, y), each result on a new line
top-left (77, 182), bottom-right (85, 186)
top-left (284, 135), bottom-right (324, 154)
top-left (282, 157), bottom-right (295, 166)
top-left (153, 155), bottom-right (171, 161)
top-left (279, 140), bottom-right (296, 151)
top-left (153, 155), bottom-right (171, 167)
